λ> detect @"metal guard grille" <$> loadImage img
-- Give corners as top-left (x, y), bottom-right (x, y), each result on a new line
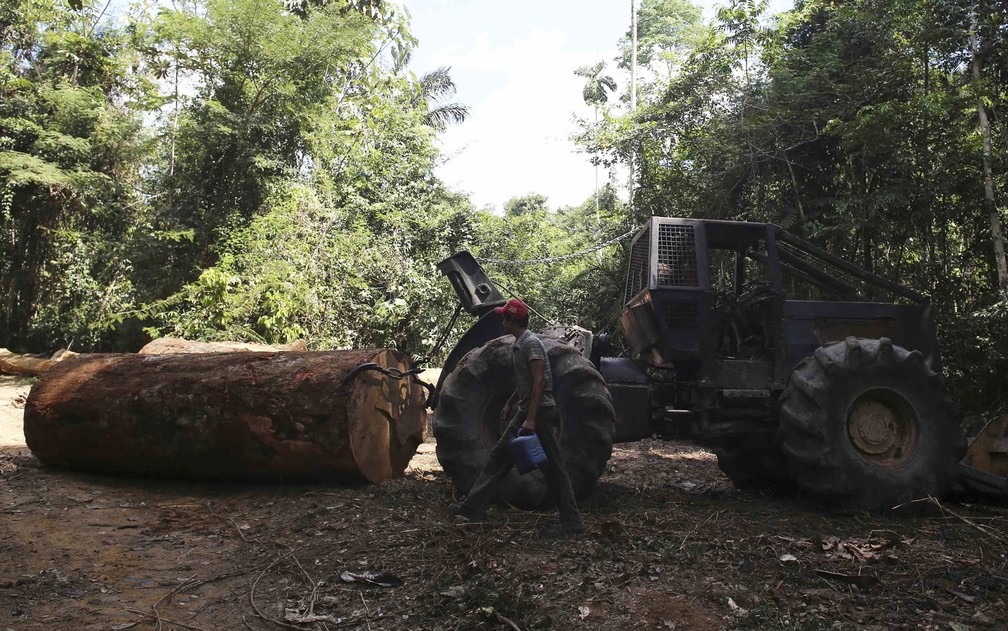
top-left (657, 224), bottom-right (698, 287)
top-left (664, 301), bottom-right (699, 331)
top-left (624, 227), bottom-right (651, 303)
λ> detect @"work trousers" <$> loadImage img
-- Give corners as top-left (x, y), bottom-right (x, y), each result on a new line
top-left (461, 405), bottom-right (584, 528)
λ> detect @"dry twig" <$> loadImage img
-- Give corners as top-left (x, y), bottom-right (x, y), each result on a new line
top-left (249, 550), bottom-right (311, 631)
top-left (150, 574), bottom-right (197, 630)
top-left (898, 497), bottom-right (1007, 543)
top-left (125, 607), bottom-right (211, 631)
top-left (490, 609), bottom-right (523, 631)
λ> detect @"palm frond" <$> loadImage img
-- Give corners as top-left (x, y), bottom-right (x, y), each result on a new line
top-left (574, 61), bottom-right (606, 79)
top-left (419, 66), bottom-right (457, 101)
top-left (575, 61), bottom-right (615, 106)
top-left (422, 103), bottom-right (469, 132)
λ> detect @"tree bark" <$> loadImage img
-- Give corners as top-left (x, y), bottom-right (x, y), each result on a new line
top-left (783, 153), bottom-right (805, 223)
top-left (139, 337), bottom-right (308, 354)
top-left (971, 11), bottom-right (1008, 297)
top-left (24, 350), bottom-right (427, 483)
top-left (0, 348), bottom-right (77, 376)
top-left (630, 0), bottom-right (638, 214)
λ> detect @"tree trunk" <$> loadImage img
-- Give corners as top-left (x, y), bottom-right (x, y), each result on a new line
top-left (783, 153), bottom-right (805, 223)
top-left (0, 348), bottom-right (77, 376)
top-left (630, 0), bottom-right (638, 214)
top-left (24, 350), bottom-right (427, 483)
top-left (971, 12), bottom-right (1008, 297)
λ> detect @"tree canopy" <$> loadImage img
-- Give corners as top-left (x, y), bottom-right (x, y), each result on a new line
top-left (1, 0), bottom-right (1006, 412)
top-left (578, 0), bottom-right (1008, 410)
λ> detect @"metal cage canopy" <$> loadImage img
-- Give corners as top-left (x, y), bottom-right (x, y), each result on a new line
top-left (656, 223), bottom-right (699, 287)
top-left (624, 225), bottom-right (652, 304)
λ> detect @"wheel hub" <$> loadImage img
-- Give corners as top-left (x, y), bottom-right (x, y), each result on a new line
top-left (849, 400), bottom-right (898, 454)
top-left (847, 390), bottom-right (917, 467)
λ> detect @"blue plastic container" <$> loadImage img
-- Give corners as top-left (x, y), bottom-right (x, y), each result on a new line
top-left (507, 432), bottom-right (548, 474)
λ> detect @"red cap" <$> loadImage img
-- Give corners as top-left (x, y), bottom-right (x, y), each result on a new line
top-left (494, 298), bottom-right (529, 320)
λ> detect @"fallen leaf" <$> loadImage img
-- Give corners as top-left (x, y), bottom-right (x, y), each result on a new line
top-left (867, 530), bottom-right (901, 549)
top-left (285, 610), bottom-right (342, 624)
top-left (801, 588), bottom-right (842, 601)
top-left (813, 569), bottom-right (880, 591)
top-left (972, 611), bottom-right (993, 625)
top-left (727, 597), bottom-right (748, 617)
top-left (339, 570), bottom-right (403, 588)
top-left (943, 588), bottom-right (976, 604)
top-left (777, 535), bottom-right (814, 549)
top-left (846, 543), bottom-right (878, 562)
top-left (600, 521), bottom-right (627, 544)
top-left (439, 585), bottom-right (465, 599)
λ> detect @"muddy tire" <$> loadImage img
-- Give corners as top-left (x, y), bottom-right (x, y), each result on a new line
top-left (778, 337), bottom-right (963, 512)
top-left (434, 335), bottom-right (615, 510)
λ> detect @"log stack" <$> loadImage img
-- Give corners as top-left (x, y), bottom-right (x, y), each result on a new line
top-left (138, 337), bottom-right (309, 354)
top-left (23, 350), bottom-right (427, 483)
top-left (0, 348), bottom-right (77, 377)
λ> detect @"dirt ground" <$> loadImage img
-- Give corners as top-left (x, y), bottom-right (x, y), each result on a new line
top-left (2, 377), bottom-right (1007, 630)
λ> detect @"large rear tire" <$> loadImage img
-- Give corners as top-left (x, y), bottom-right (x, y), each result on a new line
top-left (434, 335), bottom-right (615, 510)
top-left (778, 336), bottom-right (963, 512)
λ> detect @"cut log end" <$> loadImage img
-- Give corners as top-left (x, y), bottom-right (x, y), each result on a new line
top-left (347, 349), bottom-right (428, 482)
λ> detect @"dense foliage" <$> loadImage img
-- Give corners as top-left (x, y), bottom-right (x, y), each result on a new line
top-left (0, 0), bottom-right (153, 349)
top-left (0, 0), bottom-right (619, 361)
top-left (577, 0), bottom-right (1008, 411)
top-left (1, 0), bottom-right (1006, 412)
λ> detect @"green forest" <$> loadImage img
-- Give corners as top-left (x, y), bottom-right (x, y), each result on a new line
top-left (1, 0), bottom-right (1006, 412)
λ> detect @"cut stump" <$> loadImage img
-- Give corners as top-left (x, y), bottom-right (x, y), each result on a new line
top-left (24, 350), bottom-right (427, 483)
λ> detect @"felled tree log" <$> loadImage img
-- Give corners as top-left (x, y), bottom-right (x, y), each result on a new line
top-left (0, 348), bottom-right (77, 376)
top-left (24, 350), bottom-right (427, 483)
top-left (138, 337), bottom-right (308, 354)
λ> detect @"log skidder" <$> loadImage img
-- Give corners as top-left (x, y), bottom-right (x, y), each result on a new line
top-left (588, 217), bottom-right (978, 511)
top-left (433, 335), bottom-right (615, 510)
top-left (436, 212), bottom-right (1001, 515)
top-left (778, 337), bottom-right (964, 512)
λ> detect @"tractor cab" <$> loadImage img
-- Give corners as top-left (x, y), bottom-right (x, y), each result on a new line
top-left (619, 219), bottom-right (784, 392)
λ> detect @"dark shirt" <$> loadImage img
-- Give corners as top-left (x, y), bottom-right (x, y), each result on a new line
top-left (512, 329), bottom-right (555, 413)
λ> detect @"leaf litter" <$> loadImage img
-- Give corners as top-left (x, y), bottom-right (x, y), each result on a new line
top-left (1, 436), bottom-right (1006, 630)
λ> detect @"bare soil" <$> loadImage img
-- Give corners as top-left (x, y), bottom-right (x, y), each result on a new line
top-left (0, 376), bottom-right (31, 448)
top-left (1, 379), bottom-right (1006, 630)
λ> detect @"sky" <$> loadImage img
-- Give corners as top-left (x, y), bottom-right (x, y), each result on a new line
top-left (102, 0), bottom-right (792, 213)
top-left (401, 0), bottom-right (792, 212)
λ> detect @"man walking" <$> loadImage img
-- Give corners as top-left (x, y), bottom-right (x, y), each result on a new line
top-left (450, 298), bottom-right (586, 537)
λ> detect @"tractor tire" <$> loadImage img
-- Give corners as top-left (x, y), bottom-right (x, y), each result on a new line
top-left (778, 336), bottom-right (963, 512)
top-left (434, 335), bottom-right (615, 510)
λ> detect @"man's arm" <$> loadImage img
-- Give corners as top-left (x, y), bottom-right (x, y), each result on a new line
top-left (501, 389), bottom-right (519, 424)
top-left (521, 358), bottom-right (547, 432)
